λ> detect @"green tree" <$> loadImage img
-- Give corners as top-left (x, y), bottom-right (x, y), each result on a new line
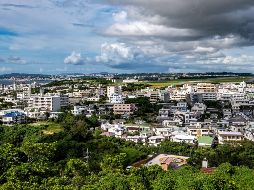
top-left (100, 153), bottom-right (127, 171)
top-left (64, 158), bottom-right (89, 177)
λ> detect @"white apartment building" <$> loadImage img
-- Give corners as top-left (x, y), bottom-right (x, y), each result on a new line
top-left (171, 134), bottom-right (196, 144)
top-left (4, 96), bottom-right (15, 103)
top-left (109, 93), bottom-right (124, 104)
top-left (171, 102), bottom-right (188, 113)
top-left (187, 126), bottom-right (212, 137)
top-left (28, 95), bottom-right (61, 112)
top-left (72, 105), bottom-right (87, 116)
top-left (107, 86), bottom-right (122, 98)
top-left (123, 79), bottom-right (138, 83)
top-left (195, 83), bottom-right (217, 93)
top-left (154, 128), bottom-right (172, 137)
top-left (148, 136), bottom-right (165, 146)
top-left (126, 136), bottom-right (147, 144)
top-left (17, 91), bottom-right (31, 101)
top-left (191, 103), bottom-right (207, 114)
top-left (190, 83), bottom-right (218, 101)
top-left (201, 93), bottom-right (217, 101)
top-left (162, 119), bottom-right (183, 127)
top-left (218, 131), bottom-right (244, 144)
top-left (170, 93), bottom-right (186, 101)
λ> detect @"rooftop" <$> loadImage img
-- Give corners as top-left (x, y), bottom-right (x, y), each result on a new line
top-left (218, 131), bottom-right (243, 136)
top-left (4, 111), bottom-right (25, 117)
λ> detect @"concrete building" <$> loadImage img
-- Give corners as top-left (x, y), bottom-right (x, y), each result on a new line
top-left (218, 131), bottom-right (244, 144)
top-left (191, 103), bottom-right (207, 114)
top-left (148, 136), bottom-right (165, 146)
top-left (109, 93), bottom-right (124, 104)
top-left (149, 91), bottom-right (160, 103)
top-left (171, 134), bottom-right (196, 143)
top-left (107, 86), bottom-right (122, 98)
top-left (170, 93), bottom-right (186, 101)
top-left (187, 126), bottom-right (212, 137)
top-left (72, 105), bottom-right (87, 116)
top-left (113, 104), bottom-right (136, 115)
top-left (60, 94), bottom-right (69, 107)
top-left (2, 111), bottom-right (26, 125)
top-left (171, 102), bottom-right (188, 113)
top-left (196, 83), bottom-right (217, 93)
top-left (28, 95), bottom-right (61, 112)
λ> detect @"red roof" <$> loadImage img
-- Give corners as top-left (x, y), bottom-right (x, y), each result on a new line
top-left (201, 167), bottom-right (215, 174)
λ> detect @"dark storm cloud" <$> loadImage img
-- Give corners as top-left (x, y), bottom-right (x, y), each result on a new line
top-left (92, 0), bottom-right (254, 72)
top-left (1, 3), bottom-right (36, 9)
top-left (7, 56), bottom-right (27, 64)
top-left (104, 0), bottom-right (254, 43)
top-left (109, 61), bottom-right (169, 72)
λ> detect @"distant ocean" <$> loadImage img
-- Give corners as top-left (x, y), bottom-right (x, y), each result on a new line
top-left (0, 79), bottom-right (52, 85)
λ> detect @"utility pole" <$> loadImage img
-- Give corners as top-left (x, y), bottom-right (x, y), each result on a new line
top-left (83, 148), bottom-right (90, 163)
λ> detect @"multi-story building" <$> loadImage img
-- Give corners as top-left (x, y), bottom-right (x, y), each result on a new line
top-left (191, 103), bottom-right (207, 114)
top-left (148, 136), bottom-right (165, 146)
top-left (195, 83), bottom-right (217, 93)
top-left (60, 94), bottom-right (69, 107)
top-left (217, 131), bottom-right (244, 144)
top-left (107, 86), bottom-right (122, 98)
top-left (72, 105), bottom-right (88, 116)
top-left (187, 126), bottom-right (212, 137)
top-left (113, 103), bottom-right (136, 115)
top-left (2, 111), bottom-right (26, 125)
top-left (171, 102), bottom-right (188, 113)
top-left (109, 93), bottom-right (124, 104)
top-left (149, 91), bottom-right (160, 103)
top-left (201, 93), bottom-right (217, 101)
top-left (28, 95), bottom-right (61, 112)
top-left (170, 93), bottom-right (186, 101)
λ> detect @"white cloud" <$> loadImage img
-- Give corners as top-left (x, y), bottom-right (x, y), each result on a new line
top-left (96, 43), bottom-right (134, 64)
top-left (113, 11), bottom-right (127, 22)
top-left (222, 55), bottom-right (254, 64)
top-left (105, 21), bottom-right (196, 38)
top-left (194, 46), bottom-right (217, 53)
top-left (64, 51), bottom-right (85, 65)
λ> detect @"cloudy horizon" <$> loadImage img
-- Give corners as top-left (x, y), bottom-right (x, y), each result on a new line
top-left (1, 0), bottom-right (254, 74)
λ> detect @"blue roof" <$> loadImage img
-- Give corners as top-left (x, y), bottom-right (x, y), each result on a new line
top-left (4, 111), bottom-right (25, 117)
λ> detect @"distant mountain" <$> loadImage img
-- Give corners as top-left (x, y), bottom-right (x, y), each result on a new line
top-left (59, 73), bottom-right (84, 76)
top-left (0, 73), bottom-right (52, 79)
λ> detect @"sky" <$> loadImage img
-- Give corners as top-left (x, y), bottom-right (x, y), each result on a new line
top-left (1, 0), bottom-right (254, 74)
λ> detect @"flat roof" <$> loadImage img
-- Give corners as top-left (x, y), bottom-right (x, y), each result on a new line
top-left (174, 134), bottom-right (196, 140)
top-left (218, 131), bottom-right (243, 136)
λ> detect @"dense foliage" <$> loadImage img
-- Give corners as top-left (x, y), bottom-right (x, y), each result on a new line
top-left (125, 97), bottom-right (163, 122)
top-left (1, 115), bottom-right (254, 189)
top-left (122, 83), bottom-right (151, 92)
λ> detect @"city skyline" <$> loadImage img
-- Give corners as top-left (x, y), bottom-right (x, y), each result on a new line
top-left (1, 0), bottom-right (254, 74)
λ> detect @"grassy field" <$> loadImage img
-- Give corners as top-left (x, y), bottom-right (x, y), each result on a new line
top-left (138, 76), bottom-right (253, 88)
top-left (29, 121), bottom-right (63, 135)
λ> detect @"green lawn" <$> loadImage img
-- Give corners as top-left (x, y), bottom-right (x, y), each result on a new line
top-left (137, 76), bottom-right (252, 88)
top-left (29, 121), bottom-right (63, 135)
top-left (198, 136), bottom-right (213, 145)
